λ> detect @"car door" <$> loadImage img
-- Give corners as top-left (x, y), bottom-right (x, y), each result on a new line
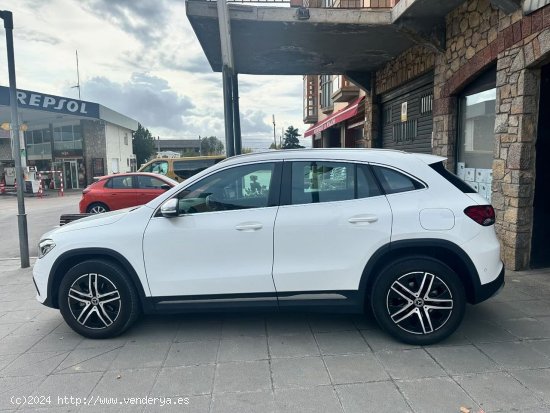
top-left (136, 175), bottom-right (170, 204)
top-left (103, 175), bottom-right (139, 210)
top-left (272, 160), bottom-right (393, 305)
top-left (143, 162), bottom-right (281, 301)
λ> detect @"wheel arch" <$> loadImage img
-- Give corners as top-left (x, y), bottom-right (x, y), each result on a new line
top-left (45, 248), bottom-right (153, 313)
top-left (359, 239), bottom-right (480, 306)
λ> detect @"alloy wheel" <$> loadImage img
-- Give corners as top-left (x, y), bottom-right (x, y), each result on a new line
top-left (67, 273), bottom-right (122, 329)
top-left (89, 205), bottom-right (107, 213)
top-left (386, 271), bottom-right (453, 335)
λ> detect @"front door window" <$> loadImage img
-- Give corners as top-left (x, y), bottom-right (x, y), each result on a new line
top-left (176, 163), bottom-right (276, 214)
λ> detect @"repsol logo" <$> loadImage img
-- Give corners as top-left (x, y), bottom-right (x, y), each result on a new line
top-left (16, 91), bottom-right (89, 114)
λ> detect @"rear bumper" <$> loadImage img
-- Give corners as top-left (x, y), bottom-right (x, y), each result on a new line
top-left (472, 265), bottom-right (505, 304)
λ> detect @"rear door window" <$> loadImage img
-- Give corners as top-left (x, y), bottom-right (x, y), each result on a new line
top-left (372, 166), bottom-right (425, 194)
top-left (106, 176), bottom-right (134, 189)
top-left (289, 161), bottom-right (382, 205)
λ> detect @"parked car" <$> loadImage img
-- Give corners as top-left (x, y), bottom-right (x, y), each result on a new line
top-left (34, 149), bottom-right (504, 345)
top-left (79, 172), bottom-right (176, 213)
top-left (138, 155), bottom-right (226, 182)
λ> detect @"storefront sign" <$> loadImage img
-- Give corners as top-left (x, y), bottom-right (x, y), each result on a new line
top-left (0, 87), bottom-right (100, 118)
top-left (523, 0), bottom-right (550, 14)
top-left (54, 149), bottom-right (83, 158)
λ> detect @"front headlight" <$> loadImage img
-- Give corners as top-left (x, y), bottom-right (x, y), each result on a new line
top-left (38, 239), bottom-right (56, 259)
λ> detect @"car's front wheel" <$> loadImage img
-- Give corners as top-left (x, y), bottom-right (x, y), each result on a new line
top-left (371, 257), bottom-right (465, 345)
top-left (58, 260), bottom-right (140, 339)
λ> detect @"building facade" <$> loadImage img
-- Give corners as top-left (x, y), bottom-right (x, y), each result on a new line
top-left (0, 87), bottom-right (138, 188)
top-left (303, 0), bottom-right (550, 270)
top-left (304, 75), bottom-right (367, 148)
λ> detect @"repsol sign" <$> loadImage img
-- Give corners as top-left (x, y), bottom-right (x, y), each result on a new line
top-left (0, 87), bottom-right (100, 118)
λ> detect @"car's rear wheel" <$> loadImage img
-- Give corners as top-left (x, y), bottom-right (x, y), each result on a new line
top-left (58, 260), bottom-right (140, 339)
top-left (371, 257), bottom-right (465, 345)
top-left (86, 202), bottom-right (109, 214)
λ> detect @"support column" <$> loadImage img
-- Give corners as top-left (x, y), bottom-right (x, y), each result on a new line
top-left (232, 73), bottom-right (242, 155)
top-left (222, 66), bottom-right (235, 157)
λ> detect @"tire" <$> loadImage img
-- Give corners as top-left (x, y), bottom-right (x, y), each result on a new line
top-left (58, 260), bottom-right (140, 339)
top-left (86, 202), bottom-right (109, 214)
top-left (370, 257), bottom-right (465, 346)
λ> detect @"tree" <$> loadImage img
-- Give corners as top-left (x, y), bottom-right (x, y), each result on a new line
top-left (132, 124), bottom-right (156, 166)
top-left (281, 126), bottom-right (304, 149)
top-left (200, 136), bottom-right (225, 155)
top-left (269, 142), bottom-right (280, 150)
top-left (242, 147), bottom-right (254, 154)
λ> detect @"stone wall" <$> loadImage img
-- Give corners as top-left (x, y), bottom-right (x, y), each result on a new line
top-left (375, 45), bottom-right (436, 95)
top-left (0, 140), bottom-right (12, 162)
top-left (81, 120), bottom-right (106, 184)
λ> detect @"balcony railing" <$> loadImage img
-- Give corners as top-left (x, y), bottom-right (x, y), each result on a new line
top-left (290, 0), bottom-right (397, 8)
top-left (199, 0), bottom-right (399, 8)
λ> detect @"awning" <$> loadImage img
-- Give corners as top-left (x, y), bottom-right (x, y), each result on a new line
top-left (304, 96), bottom-right (365, 137)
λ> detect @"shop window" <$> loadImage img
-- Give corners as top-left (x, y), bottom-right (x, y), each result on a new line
top-left (25, 128), bottom-right (52, 159)
top-left (457, 66), bottom-right (496, 195)
top-left (53, 124), bottom-right (83, 151)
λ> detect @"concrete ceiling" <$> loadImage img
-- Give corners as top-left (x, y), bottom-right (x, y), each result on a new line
top-left (186, 0), bottom-right (466, 76)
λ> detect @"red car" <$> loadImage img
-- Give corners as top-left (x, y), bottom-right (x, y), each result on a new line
top-left (79, 172), bottom-right (177, 213)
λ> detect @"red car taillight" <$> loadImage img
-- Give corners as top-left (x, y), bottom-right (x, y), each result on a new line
top-left (82, 187), bottom-right (91, 195)
top-left (464, 205), bottom-right (495, 226)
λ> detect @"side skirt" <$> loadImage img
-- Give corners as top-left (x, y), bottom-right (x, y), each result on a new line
top-left (145, 291), bottom-right (363, 315)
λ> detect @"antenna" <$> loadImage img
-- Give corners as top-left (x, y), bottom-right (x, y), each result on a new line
top-left (71, 50), bottom-right (81, 100)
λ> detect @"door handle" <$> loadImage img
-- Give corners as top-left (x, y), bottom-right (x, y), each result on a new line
top-left (348, 215), bottom-right (378, 224)
top-left (235, 222), bottom-right (263, 231)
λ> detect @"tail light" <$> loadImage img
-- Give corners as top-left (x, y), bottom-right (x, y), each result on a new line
top-left (464, 205), bottom-right (495, 226)
top-left (82, 187), bottom-right (91, 195)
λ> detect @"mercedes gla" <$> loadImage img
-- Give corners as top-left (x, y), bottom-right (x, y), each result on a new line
top-left (33, 149), bottom-right (504, 345)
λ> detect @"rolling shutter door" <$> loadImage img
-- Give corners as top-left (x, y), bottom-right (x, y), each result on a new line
top-left (380, 73), bottom-right (434, 154)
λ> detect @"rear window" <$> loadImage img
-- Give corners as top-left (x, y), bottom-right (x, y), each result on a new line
top-left (430, 161), bottom-right (476, 193)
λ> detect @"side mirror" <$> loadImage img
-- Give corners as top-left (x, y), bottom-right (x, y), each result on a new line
top-left (160, 198), bottom-right (179, 218)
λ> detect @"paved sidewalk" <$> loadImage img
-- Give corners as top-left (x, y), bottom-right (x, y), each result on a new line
top-left (1, 259), bottom-right (550, 412)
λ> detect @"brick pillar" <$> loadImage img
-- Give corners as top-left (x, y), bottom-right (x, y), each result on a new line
top-left (493, 47), bottom-right (540, 270)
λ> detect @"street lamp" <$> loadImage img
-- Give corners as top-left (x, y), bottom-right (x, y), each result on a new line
top-left (0, 10), bottom-right (30, 268)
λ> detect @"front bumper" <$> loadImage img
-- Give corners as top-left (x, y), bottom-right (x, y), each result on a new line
top-left (472, 265), bottom-right (505, 304)
top-left (33, 256), bottom-right (53, 307)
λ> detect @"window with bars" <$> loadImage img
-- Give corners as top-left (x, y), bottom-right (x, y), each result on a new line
top-left (392, 119), bottom-right (418, 143)
top-left (420, 94), bottom-right (433, 115)
top-left (384, 106), bottom-right (392, 125)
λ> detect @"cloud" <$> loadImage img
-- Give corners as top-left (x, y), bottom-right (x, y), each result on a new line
top-left (70, 73), bottom-right (195, 131)
top-left (240, 110), bottom-right (272, 135)
top-left (159, 52), bottom-right (212, 74)
top-left (78, 0), bottom-right (171, 46)
top-left (16, 29), bottom-right (61, 46)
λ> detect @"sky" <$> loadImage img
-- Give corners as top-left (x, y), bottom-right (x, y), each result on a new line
top-left (0, 0), bottom-right (309, 150)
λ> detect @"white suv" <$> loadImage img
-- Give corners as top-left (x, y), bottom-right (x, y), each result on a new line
top-left (33, 149), bottom-right (504, 345)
